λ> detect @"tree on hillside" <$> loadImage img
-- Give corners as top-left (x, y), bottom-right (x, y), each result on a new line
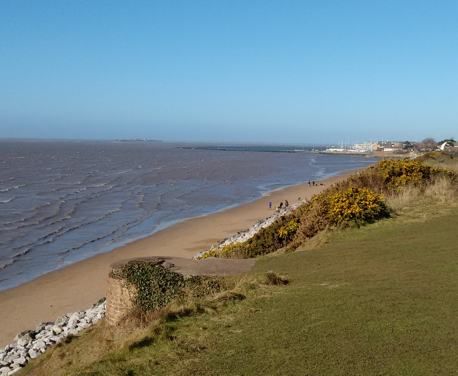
top-left (417, 138), bottom-right (438, 151)
top-left (438, 138), bottom-right (456, 145)
top-left (402, 141), bottom-right (415, 150)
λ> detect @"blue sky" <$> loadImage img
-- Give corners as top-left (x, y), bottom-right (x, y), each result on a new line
top-left (0, 0), bottom-right (457, 143)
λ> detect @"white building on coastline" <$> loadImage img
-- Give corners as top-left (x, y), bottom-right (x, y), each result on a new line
top-left (324, 142), bottom-right (376, 154)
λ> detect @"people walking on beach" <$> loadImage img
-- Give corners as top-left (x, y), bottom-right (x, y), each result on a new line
top-left (277, 201), bottom-right (284, 211)
top-left (268, 201), bottom-right (272, 209)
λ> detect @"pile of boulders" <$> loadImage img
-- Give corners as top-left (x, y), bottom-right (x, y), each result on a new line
top-left (0, 299), bottom-right (106, 376)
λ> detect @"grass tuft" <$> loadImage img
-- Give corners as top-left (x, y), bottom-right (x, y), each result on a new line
top-left (264, 271), bottom-right (289, 285)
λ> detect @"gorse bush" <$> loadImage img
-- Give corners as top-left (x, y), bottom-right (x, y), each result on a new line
top-left (293, 186), bottom-right (389, 246)
top-left (203, 159), bottom-right (455, 259)
top-left (277, 219), bottom-right (300, 240)
top-left (327, 187), bottom-right (389, 226)
top-left (377, 159), bottom-right (441, 191)
top-left (207, 186), bottom-right (389, 259)
top-left (337, 159), bottom-right (455, 194)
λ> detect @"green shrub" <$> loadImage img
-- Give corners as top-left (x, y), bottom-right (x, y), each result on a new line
top-left (185, 276), bottom-right (224, 298)
top-left (114, 262), bottom-right (227, 313)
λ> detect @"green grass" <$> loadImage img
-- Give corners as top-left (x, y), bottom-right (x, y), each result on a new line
top-left (163, 209), bottom-right (458, 376)
top-left (23, 199), bottom-right (458, 376)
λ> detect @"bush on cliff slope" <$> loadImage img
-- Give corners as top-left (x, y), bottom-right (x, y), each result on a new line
top-left (202, 186), bottom-right (389, 259)
top-left (203, 159), bottom-right (455, 259)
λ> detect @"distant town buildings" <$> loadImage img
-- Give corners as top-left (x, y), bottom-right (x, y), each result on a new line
top-left (324, 138), bottom-right (456, 155)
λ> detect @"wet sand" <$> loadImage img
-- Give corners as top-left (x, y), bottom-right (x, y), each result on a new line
top-left (0, 172), bottom-right (354, 346)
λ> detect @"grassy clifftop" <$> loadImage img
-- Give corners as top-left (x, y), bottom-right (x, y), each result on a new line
top-left (187, 206), bottom-right (458, 375)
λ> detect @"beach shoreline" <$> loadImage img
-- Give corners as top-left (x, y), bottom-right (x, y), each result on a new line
top-left (0, 169), bottom-right (360, 346)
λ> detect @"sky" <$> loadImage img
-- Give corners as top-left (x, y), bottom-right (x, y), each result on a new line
top-left (0, 0), bottom-right (457, 144)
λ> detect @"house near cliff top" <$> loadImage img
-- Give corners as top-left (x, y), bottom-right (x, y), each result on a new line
top-left (439, 140), bottom-right (456, 151)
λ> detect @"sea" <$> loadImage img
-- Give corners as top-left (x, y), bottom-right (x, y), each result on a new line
top-left (0, 140), bottom-right (377, 291)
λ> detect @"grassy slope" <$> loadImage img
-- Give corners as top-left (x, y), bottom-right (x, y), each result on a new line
top-left (193, 215), bottom-right (457, 375)
top-left (162, 209), bottom-right (458, 376)
top-left (24, 201), bottom-right (458, 375)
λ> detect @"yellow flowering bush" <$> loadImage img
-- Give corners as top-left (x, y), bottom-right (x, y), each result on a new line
top-left (199, 242), bottom-right (252, 259)
top-left (376, 159), bottom-right (444, 191)
top-left (203, 186), bottom-right (389, 258)
top-left (327, 187), bottom-right (389, 226)
top-left (277, 219), bottom-right (299, 240)
top-left (334, 159), bottom-right (455, 195)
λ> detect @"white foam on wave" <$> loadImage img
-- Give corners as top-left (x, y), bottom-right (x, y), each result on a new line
top-left (0, 184), bottom-right (26, 193)
top-left (0, 197), bottom-right (15, 204)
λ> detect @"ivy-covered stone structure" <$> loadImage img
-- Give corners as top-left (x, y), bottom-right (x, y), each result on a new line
top-left (106, 256), bottom-right (255, 325)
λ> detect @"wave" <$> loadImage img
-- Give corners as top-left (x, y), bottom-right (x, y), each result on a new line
top-left (0, 197), bottom-right (15, 204)
top-left (0, 184), bottom-right (26, 193)
top-left (0, 247), bottom-right (32, 270)
top-left (314, 167), bottom-right (327, 178)
top-left (0, 183), bottom-right (117, 231)
top-left (56, 215), bottom-right (142, 257)
top-left (1, 207), bottom-right (124, 270)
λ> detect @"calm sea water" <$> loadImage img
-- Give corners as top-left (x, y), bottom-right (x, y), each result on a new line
top-left (0, 140), bottom-right (376, 291)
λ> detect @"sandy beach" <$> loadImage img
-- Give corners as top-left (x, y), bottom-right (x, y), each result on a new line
top-left (0, 171), bottom-right (354, 346)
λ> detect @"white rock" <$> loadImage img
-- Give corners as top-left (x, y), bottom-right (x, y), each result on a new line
top-left (43, 338), bottom-right (53, 345)
top-left (2, 297), bottom-right (106, 374)
top-left (67, 313), bottom-right (81, 327)
top-left (12, 356), bottom-right (26, 366)
top-left (44, 331), bottom-right (54, 339)
top-left (13, 349), bottom-right (26, 359)
top-left (16, 335), bottom-right (32, 348)
top-left (55, 315), bottom-right (69, 327)
top-left (77, 324), bottom-right (89, 331)
top-left (4, 354), bottom-right (15, 364)
top-left (32, 340), bottom-right (46, 351)
top-left (68, 329), bottom-right (80, 337)
top-left (28, 349), bottom-right (38, 359)
top-left (51, 336), bottom-right (63, 344)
